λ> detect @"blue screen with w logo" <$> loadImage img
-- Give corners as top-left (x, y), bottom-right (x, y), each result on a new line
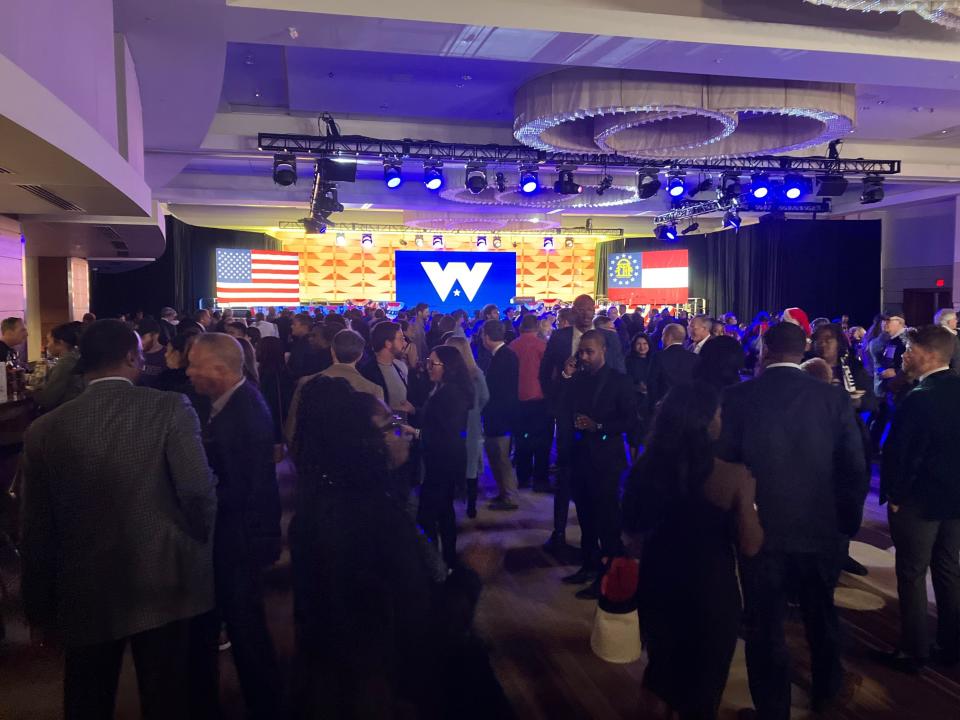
top-left (394, 251), bottom-right (518, 312)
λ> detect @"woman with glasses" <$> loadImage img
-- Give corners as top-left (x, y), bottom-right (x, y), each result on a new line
top-left (413, 345), bottom-right (475, 567)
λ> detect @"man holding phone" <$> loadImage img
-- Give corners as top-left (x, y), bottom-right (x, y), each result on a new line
top-left (557, 330), bottom-right (636, 598)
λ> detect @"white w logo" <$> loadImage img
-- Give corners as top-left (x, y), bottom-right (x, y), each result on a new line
top-left (420, 262), bottom-right (493, 302)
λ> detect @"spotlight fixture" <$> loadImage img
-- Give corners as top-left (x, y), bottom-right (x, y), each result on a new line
top-left (720, 173), bottom-right (742, 201)
top-left (492, 236), bottom-right (502, 249)
top-left (465, 164), bottom-right (488, 194)
top-left (638, 170), bottom-right (662, 200)
top-left (383, 160), bottom-right (403, 189)
top-left (692, 177), bottom-right (714, 196)
top-left (476, 235), bottom-right (488, 249)
top-left (750, 174), bottom-right (771, 200)
top-left (414, 234), bottom-right (424, 247)
top-left (564, 237), bottom-right (575, 248)
top-left (782, 174), bottom-right (806, 200)
top-left (361, 233), bottom-right (374, 248)
top-left (554, 169), bottom-right (582, 195)
top-left (656, 224), bottom-right (678, 242)
top-left (667, 172), bottom-right (686, 198)
top-left (432, 234), bottom-right (444, 248)
top-left (335, 232), bottom-right (346, 246)
top-left (399, 238), bottom-right (408, 247)
top-left (303, 216), bottom-right (325, 234)
top-left (273, 154), bottom-right (297, 186)
top-left (681, 222), bottom-right (700, 235)
top-left (597, 174), bottom-right (613, 196)
top-left (519, 167), bottom-right (539, 194)
top-left (543, 236), bottom-right (555, 250)
top-left (495, 172), bottom-right (506, 193)
top-left (723, 209), bottom-right (742, 231)
top-left (861, 175), bottom-right (885, 205)
top-left (423, 162), bottom-right (444, 191)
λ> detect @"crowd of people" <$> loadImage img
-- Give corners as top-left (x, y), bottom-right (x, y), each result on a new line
top-left (8, 293), bottom-right (960, 720)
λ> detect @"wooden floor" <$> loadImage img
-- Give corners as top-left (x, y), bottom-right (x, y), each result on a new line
top-left (2, 462), bottom-right (960, 719)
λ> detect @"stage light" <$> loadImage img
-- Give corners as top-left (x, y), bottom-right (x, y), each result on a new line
top-left (335, 232), bottom-right (346, 246)
top-left (723, 209), bottom-right (742, 231)
top-left (681, 222), bottom-right (700, 235)
top-left (816, 175), bottom-right (848, 197)
top-left (720, 173), bottom-right (742, 201)
top-left (692, 177), bottom-right (714, 196)
top-left (782, 174), bottom-right (806, 200)
top-left (383, 161), bottom-right (403, 189)
top-left (492, 236), bottom-right (502, 249)
top-left (543, 236), bottom-right (555, 250)
top-left (465, 164), bottom-right (487, 194)
top-left (520, 168), bottom-right (539, 194)
top-left (564, 237), bottom-right (575, 248)
top-left (423, 163), bottom-right (444, 191)
top-left (638, 170), bottom-right (662, 200)
top-left (361, 233), bottom-right (374, 248)
top-left (303, 216), bottom-right (324, 234)
top-left (554, 169), bottom-right (582, 195)
top-left (656, 224), bottom-right (678, 242)
top-left (495, 173), bottom-right (506, 193)
top-left (750, 174), bottom-right (770, 199)
top-left (861, 175), bottom-right (885, 204)
top-left (414, 234), bottom-right (424, 247)
top-left (667, 173), bottom-right (686, 198)
top-left (273, 154), bottom-right (297, 186)
top-left (476, 235), bottom-right (488, 249)
top-left (597, 175), bottom-right (613, 196)
top-left (432, 234), bottom-right (444, 248)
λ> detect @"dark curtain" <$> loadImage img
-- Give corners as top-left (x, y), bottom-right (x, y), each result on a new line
top-left (599, 218), bottom-right (880, 326)
top-left (92, 217), bottom-right (275, 317)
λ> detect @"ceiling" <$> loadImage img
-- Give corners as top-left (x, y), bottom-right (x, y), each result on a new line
top-left (127, 0), bottom-right (960, 235)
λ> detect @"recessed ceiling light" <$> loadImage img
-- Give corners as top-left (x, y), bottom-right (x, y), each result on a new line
top-left (461, 74), bottom-right (473, 81)
top-left (254, 91), bottom-right (261, 98)
top-left (942, 129), bottom-right (950, 134)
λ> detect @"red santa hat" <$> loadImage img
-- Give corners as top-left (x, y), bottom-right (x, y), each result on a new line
top-left (782, 307), bottom-right (811, 336)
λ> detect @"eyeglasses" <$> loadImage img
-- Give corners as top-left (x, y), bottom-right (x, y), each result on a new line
top-left (378, 416), bottom-right (404, 435)
top-left (430, 360), bottom-right (444, 367)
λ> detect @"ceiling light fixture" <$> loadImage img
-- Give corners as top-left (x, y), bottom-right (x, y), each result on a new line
top-left (495, 172), bottom-right (506, 193)
top-left (543, 236), bottom-right (555, 250)
top-left (656, 224), bottom-right (678, 242)
top-left (476, 235), bottom-right (488, 249)
top-left (465, 163), bottom-right (488, 194)
top-left (272, 154), bottom-right (297, 186)
top-left (720, 172), bottom-right (742, 201)
top-left (723, 209), bottom-right (742, 231)
top-left (750, 174), bottom-right (770, 199)
top-left (681, 222), bottom-right (700, 235)
top-left (335, 232), bottom-right (346, 246)
top-left (564, 237), bottom-right (575, 248)
top-left (520, 167), bottom-right (539, 194)
top-left (667, 172), bottom-right (686, 198)
top-left (423, 162), bottom-right (444, 191)
top-left (414, 234), bottom-right (424, 247)
top-left (361, 233), bottom-right (374, 248)
top-left (597, 174), bottom-right (613, 196)
top-left (861, 175), bottom-right (885, 204)
top-left (638, 170), bottom-right (662, 200)
top-left (432, 234), bottom-right (444, 248)
top-left (782, 174), bottom-right (807, 200)
top-left (383, 160), bottom-right (403, 189)
top-left (554, 169), bottom-right (582, 195)
top-left (492, 236), bottom-right (502, 249)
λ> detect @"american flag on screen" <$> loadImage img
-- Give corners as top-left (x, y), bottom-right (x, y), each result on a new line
top-left (216, 248), bottom-right (300, 306)
top-left (607, 250), bottom-right (689, 305)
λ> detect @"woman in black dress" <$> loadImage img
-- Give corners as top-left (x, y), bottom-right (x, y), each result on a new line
top-left (624, 383), bottom-right (763, 720)
top-left (416, 344), bottom-right (474, 568)
top-left (625, 333), bottom-right (651, 458)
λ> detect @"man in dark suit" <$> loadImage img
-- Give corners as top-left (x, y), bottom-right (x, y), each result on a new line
top-left (933, 308), bottom-right (960, 373)
top-left (540, 294), bottom-right (606, 552)
top-left (188, 333), bottom-right (283, 719)
top-left (0, 316), bottom-right (27, 364)
top-left (21, 320), bottom-right (217, 718)
top-left (646, 322), bottom-right (700, 409)
top-left (557, 330), bottom-right (636, 599)
top-left (717, 322), bottom-right (868, 719)
top-left (880, 324), bottom-right (960, 673)
top-left (482, 319), bottom-right (520, 511)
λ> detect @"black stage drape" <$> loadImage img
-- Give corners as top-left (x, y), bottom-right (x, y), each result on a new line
top-left (597, 219), bottom-right (880, 326)
top-left (92, 217), bottom-right (275, 317)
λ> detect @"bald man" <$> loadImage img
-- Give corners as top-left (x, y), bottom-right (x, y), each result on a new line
top-left (646, 322), bottom-right (700, 410)
top-left (188, 333), bottom-right (282, 717)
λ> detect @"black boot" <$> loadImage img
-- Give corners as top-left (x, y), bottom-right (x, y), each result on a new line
top-left (466, 477), bottom-right (478, 519)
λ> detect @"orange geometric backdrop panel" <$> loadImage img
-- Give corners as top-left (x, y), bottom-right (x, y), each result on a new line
top-left (278, 231), bottom-right (598, 303)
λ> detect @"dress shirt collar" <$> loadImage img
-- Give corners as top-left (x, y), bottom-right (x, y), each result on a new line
top-left (210, 377), bottom-right (245, 420)
top-left (489, 341), bottom-right (505, 356)
top-left (87, 376), bottom-right (134, 387)
top-left (765, 362), bottom-right (803, 371)
top-left (919, 366), bottom-right (951, 383)
top-left (693, 336), bottom-right (709, 354)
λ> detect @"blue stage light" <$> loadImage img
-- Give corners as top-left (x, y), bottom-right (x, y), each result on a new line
top-left (783, 174), bottom-right (805, 200)
top-left (667, 176), bottom-right (685, 198)
top-left (384, 164), bottom-right (403, 189)
top-left (520, 171), bottom-right (539, 194)
top-left (657, 224), bottom-right (678, 241)
top-left (423, 164), bottom-right (444, 191)
top-left (750, 174), bottom-right (770, 199)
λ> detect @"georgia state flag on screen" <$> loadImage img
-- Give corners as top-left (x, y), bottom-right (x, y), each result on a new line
top-left (607, 250), bottom-right (689, 304)
top-left (395, 251), bottom-right (518, 312)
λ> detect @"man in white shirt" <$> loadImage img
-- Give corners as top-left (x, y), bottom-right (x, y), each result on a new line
top-left (252, 312), bottom-right (279, 339)
top-left (687, 314), bottom-right (712, 354)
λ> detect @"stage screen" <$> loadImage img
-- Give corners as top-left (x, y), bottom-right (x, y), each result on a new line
top-left (215, 248), bottom-right (301, 307)
top-left (395, 250), bottom-right (517, 312)
top-left (606, 249), bottom-right (689, 305)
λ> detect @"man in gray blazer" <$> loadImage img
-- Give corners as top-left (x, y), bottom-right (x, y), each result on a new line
top-left (21, 319), bottom-right (218, 719)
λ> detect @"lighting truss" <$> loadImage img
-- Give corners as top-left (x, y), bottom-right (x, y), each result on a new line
top-left (654, 200), bottom-right (733, 226)
top-left (654, 197), bottom-right (833, 226)
top-left (259, 133), bottom-right (901, 177)
top-left (277, 220), bottom-right (623, 237)
top-left (744, 199), bottom-right (832, 214)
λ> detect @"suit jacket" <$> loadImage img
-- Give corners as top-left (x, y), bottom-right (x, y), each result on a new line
top-left (539, 326), bottom-right (625, 409)
top-left (646, 344), bottom-right (700, 409)
top-left (21, 380), bottom-right (216, 647)
top-left (558, 364), bottom-right (636, 475)
top-left (950, 334), bottom-right (960, 374)
top-left (206, 380), bottom-right (282, 568)
top-left (483, 344), bottom-right (519, 437)
top-left (359, 358), bottom-right (407, 408)
top-left (421, 383), bottom-right (470, 486)
top-left (716, 366), bottom-right (869, 553)
top-left (881, 369), bottom-right (960, 519)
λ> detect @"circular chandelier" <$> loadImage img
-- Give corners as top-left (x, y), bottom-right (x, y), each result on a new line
top-left (440, 183), bottom-right (639, 209)
top-left (803, 1), bottom-right (960, 30)
top-left (402, 213), bottom-right (560, 232)
top-left (513, 69), bottom-right (856, 160)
